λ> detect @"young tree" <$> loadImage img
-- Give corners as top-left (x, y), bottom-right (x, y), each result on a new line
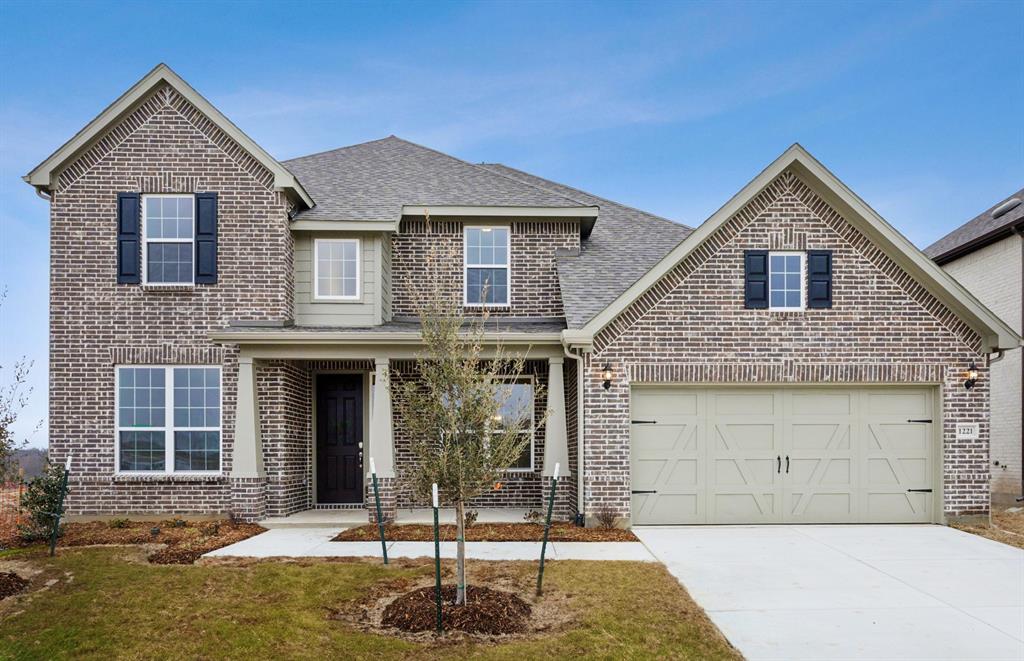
top-left (397, 215), bottom-right (546, 606)
top-left (0, 288), bottom-right (41, 483)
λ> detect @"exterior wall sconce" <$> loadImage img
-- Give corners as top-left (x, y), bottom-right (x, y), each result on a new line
top-left (964, 361), bottom-right (978, 390)
top-left (601, 363), bottom-right (613, 390)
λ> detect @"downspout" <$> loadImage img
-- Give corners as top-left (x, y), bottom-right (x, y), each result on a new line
top-left (1017, 226), bottom-right (1024, 502)
top-left (563, 344), bottom-right (585, 521)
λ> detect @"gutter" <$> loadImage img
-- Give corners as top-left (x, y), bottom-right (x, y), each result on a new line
top-left (209, 330), bottom-right (564, 345)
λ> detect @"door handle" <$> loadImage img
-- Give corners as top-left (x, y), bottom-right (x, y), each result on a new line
top-left (777, 456), bottom-right (781, 474)
top-left (785, 456), bottom-right (790, 474)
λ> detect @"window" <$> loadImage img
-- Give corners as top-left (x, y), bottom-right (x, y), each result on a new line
top-left (314, 239), bottom-right (360, 300)
top-left (464, 227), bottom-right (509, 306)
top-left (768, 252), bottom-right (805, 310)
top-left (116, 366), bottom-right (221, 473)
top-left (143, 195), bottom-right (194, 285)
top-left (493, 379), bottom-right (534, 471)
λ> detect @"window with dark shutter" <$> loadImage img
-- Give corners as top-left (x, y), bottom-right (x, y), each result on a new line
top-left (744, 250), bottom-right (769, 309)
top-left (117, 193), bottom-right (141, 284)
top-left (806, 250), bottom-right (833, 309)
top-left (194, 192), bottom-right (218, 284)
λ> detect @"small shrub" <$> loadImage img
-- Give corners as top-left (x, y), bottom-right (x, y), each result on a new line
top-left (523, 509), bottom-right (543, 524)
top-left (200, 521), bottom-right (220, 537)
top-left (17, 462), bottom-right (68, 542)
top-left (594, 507), bottom-right (618, 529)
top-left (108, 518), bottom-right (130, 529)
top-left (170, 518), bottom-right (186, 528)
top-left (464, 509), bottom-right (479, 527)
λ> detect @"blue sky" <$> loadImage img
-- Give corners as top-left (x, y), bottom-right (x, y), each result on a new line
top-left (1, 0), bottom-right (1021, 449)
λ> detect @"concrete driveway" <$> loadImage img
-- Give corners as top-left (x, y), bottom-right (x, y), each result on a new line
top-left (634, 525), bottom-right (1024, 660)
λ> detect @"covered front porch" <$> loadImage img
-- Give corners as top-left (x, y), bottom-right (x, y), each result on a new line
top-left (219, 333), bottom-right (577, 524)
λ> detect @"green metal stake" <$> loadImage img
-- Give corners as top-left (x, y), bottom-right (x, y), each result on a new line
top-left (369, 458), bottom-right (389, 565)
top-left (432, 483), bottom-right (443, 634)
top-left (536, 462), bottom-right (559, 596)
top-left (49, 455), bottom-right (72, 557)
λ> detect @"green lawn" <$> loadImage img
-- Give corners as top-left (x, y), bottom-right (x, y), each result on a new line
top-left (1, 547), bottom-right (739, 660)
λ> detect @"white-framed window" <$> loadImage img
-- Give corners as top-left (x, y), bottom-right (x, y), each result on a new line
top-left (492, 377), bottom-right (534, 471)
top-left (768, 251), bottom-right (805, 311)
top-left (314, 238), bottom-right (361, 300)
top-left (115, 366), bottom-right (222, 474)
top-left (142, 194), bottom-right (195, 285)
top-left (464, 226), bottom-right (510, 306)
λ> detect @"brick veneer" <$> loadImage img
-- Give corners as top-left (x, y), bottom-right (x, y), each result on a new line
top-left (581, 171), bottom-right (990, 524)
top-left (49, 83), bottom-right (293, 518)
top-left (391, 218), bottom-right (579, 318)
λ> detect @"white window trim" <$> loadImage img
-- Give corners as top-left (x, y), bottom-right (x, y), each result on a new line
top-left (767, 251), bottom-right (806, 311)
top-left (313, 238), bottom-right (362, 301)
top-left (114, 365), bottom-right (223, 475)
top-left (494, 375), bottom-right (535, 473)
top-left (463, 225), bottom-right (511, 307)
top-left (141, 194), bottom-right (196, 287)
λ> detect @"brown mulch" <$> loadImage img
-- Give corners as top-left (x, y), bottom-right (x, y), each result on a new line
top-left (382, 584), bottom-right (531, 635)
top-left (333, 522), bottom-right (636, 543)
top-left (0, 571), bottom-right (29, 600)
top-left (954, 507), bottom-right (1024, 550)
top-left (2, 519), bottom-right (265, 564)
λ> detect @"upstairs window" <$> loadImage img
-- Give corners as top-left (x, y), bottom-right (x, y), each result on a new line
top-left (768, 252), bottom-right (805, 310)
top-left (143, 195), bottom-right (194, 284)
top-left (314, 239), bottom-right (361, 300)
top-left (465, 227), bottom-right (510, 306)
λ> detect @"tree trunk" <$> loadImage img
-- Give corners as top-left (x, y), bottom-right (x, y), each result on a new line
top-left (455, 499), bottom-right (467, 605)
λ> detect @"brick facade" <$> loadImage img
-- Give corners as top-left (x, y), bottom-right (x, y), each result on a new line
top-left (49, 83), bottom-right (292, 517)
top-left (391, 218), bottom-right (579, 318)
top-left (581, 171), bottom-right (990, 524)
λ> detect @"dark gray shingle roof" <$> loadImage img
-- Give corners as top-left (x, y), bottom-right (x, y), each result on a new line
top-left (479, 164), bottom-right (693, 328)
top-left (284, 136), bottom-right (589, 221)
top-left (924, 187), bottom-right (1024, 263)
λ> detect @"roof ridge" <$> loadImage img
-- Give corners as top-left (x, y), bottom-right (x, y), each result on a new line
top-left (381, 136), bottom-right (592, 208)
top-left (480, 162), bottom-right (692, 230)
top-left (282, 135), bottom-right (397, 164)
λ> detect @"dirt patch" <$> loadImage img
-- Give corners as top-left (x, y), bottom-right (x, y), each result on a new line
top-left (2, 519), bottom-right (264, 564)
top-left (333, 522), bottom-right (636, 542)
top-left (0, 571), bottom-right (29, 600)
top-left (383, 584), bottom-right (530, 634)
top-left (954, 507), bottom-right (1024, 550)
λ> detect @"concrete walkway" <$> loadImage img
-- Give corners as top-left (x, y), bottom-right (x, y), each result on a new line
top-left (204, 527), bottom-right (655, 561)
top-left (635, 525), bottom-right (1024, 661)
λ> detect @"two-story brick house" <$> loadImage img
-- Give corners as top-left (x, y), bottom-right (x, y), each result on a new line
top-left (24, 64), bottom-right (1020, 526)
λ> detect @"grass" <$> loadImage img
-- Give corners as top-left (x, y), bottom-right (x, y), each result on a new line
top-left (953, 507), bottom-right (1024, 550)
top-left (0, 547), bottom-right (739, 660)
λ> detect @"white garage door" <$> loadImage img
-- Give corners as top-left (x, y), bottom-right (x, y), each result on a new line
top-left (630, 387), bottom-right (937, 525)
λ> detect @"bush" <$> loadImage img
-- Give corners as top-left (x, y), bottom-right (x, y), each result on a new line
top-left (594, 507), bottom-right (618, 530)
top-left (523, 509), bottom-right (543, 524)
top-left (18, 462), bottom-right (68, 542)
top-left (463, 509), bottom-right (478, 527)
top-left (108, 518), bottom-right (130, 529)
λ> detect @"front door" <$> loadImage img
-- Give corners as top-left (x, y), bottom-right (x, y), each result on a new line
top-left (316, 374), bottom-right (364, 503)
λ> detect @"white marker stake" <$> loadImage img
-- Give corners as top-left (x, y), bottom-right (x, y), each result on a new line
top-left (65, 454), bottom-right (73, 471)
top-left (553, 462), bottom-right (560, 480)
top-left (369, 457), bottom-right (376, 478)
top-left (432, 483), bottom-right (439, 509)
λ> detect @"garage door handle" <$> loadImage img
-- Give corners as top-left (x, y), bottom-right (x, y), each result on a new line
top-left (631, 420), bottom-right (657, 425)
top-left (907, 489), bottom-right (932, 493)
top-left (631, 490), bottom-right (657, 494)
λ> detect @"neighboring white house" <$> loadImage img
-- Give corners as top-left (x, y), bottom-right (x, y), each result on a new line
top-left (926, 189), bottom-right (1023, 505)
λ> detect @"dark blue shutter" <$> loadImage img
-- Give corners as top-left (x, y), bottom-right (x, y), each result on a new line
top-left (807, 250), bottom-right (833, 309)
top-left (117, 193), bottom-right (141, 284)
top-left (744, 250), bottom-right (769, 309)
top-left (194, 192), bottom-right (218, 284)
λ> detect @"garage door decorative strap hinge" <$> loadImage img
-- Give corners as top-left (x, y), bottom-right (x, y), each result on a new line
top-left (907, 488), bottom-right (933, 493)
top-left (630, 420), bottom-right (658, 425)
top-left (631, 490), bottom-right (657, 494)
top-left (906, 419), bottom-right (932, 423)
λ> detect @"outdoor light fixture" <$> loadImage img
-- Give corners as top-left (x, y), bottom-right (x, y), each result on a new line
top-left (602, 363), bottom-right (613, 390)
top-left (964, 361), bottom-right (979, 390)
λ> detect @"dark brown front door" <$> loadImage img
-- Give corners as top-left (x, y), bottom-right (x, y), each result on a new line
top-left (316, 374), bottom-right (363, 503)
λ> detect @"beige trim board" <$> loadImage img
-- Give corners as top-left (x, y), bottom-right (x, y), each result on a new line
top-left (24, 63), bottom-right (313, 209)
top-left (234, 343), bottom-right (564, 361)
top-left (210, 330), bottom-right (563, 345)
top-left (401, 205), bottom-right (599, 218)
top-left (291, 219), bottom-right (399, 232)
top-left (568, 144), bottom-right (1021, 353)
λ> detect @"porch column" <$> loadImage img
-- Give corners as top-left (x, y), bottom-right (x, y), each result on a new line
top-left (543, 357), bottom-right (571, 477)
top-left (369, 357), bottom-right (396, 478)
top-left (230, 356), bottom-right (266, 522)
top-left (231, 356), bottom-right (264, 479)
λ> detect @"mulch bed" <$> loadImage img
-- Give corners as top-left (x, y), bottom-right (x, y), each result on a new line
top-left (0, 571), bottom-right (29, 600)
top-left (2, 519), bottom-right (265, 564)
top-left (333, 522), bottom-right (636, 543)
top-left (382, 584), bottom-right (531, 635)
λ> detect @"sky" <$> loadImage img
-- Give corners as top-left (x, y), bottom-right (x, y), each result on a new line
top-left (1, 0), bottom-right (1022, 449)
